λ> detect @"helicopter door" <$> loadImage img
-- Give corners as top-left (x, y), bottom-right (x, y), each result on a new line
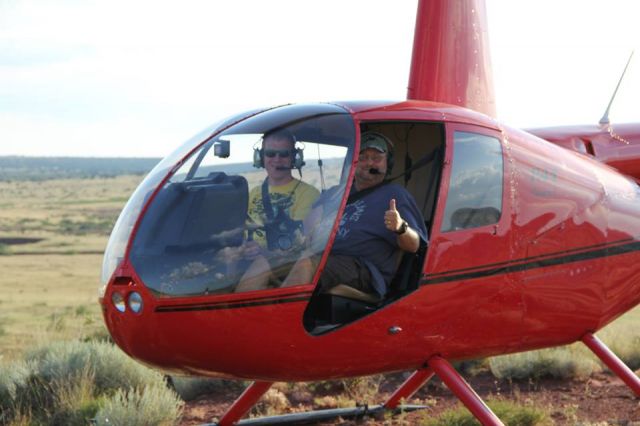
top-left (304, 121), bottom-right (445, 334)
top-left (423, 123), bottom-right (524, 348)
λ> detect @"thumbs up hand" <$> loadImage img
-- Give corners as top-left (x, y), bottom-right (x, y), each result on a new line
top-left (384, 198), bottom-right (402, 232)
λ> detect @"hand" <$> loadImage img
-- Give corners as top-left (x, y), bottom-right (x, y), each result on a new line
top-left (243, 240), bottom-right (262, 259)
top-left (384, 199), bottom-right (402, 232)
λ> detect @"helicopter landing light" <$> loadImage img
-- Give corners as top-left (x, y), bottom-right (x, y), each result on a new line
top-left (112, 292), bottom-right (126, 313)
top-left (128, 292), bottom-right (143, 314)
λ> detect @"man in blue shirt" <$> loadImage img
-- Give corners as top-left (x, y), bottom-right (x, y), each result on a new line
top-left (284, 131), bottom-right (427, 298)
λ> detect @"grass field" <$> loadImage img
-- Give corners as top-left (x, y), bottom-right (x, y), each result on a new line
top-left (0, 175), bottom-right (143, 360)
top-left (0, 253), bottom-right (106, 359)
top-left (1, 173), bottom-right (639, 424)
top-left (0, 175), bottom-right (140, 255)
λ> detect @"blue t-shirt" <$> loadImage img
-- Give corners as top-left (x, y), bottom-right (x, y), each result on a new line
top-left (330, 183), bottom-right (427, 296)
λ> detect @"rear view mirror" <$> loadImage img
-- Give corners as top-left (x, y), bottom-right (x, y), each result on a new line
top-left (213, 139), bottom-right (230, 158)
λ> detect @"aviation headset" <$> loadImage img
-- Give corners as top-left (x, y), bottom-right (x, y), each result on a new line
top-left (360, 131), bottom-right (394, 176)
top-left (253, 128), bottom-right (305, 170)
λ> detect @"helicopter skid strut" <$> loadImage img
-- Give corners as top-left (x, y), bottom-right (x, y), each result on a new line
top-left (582, 332), bottom-right (640, 396)
top-left (212, 335), bottom-right (639, 425)
top-left (216, 381), bottom-right (273, 426)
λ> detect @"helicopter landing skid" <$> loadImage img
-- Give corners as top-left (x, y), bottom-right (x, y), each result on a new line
top-left (209, 375), bottom-right (433, 426)
top-left (209, 335), bottom-right (640, 426)
top-left (208, 403), bottom-right (428, 425)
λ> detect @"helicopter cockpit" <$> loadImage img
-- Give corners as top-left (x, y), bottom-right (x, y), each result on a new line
top-left (101, 102), bottom-right (447, 333)
top-left (103, 104), bottom-right (354, 300)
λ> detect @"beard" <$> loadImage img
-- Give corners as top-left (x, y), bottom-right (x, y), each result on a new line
top-left (355, 166), bottom-right (385, 189)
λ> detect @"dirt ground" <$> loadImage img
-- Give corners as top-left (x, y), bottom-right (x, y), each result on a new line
top-left (180, 372), bottom-right (640, 425)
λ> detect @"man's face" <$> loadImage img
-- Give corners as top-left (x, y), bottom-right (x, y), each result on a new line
top-left (355, 148), bottom-right (387, 190)
top-left (263, 136), bottom-right (294, 180)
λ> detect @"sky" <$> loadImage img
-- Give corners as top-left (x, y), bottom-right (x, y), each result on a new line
top-left (1, 0), bottom-right (638, 158)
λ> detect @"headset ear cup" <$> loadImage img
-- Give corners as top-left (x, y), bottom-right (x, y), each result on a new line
top-left (386, 151), bottom-right (394, 175)
top-left (253, 147), bottom-right (264, 168)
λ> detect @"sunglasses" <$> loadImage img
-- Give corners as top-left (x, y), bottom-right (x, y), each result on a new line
top-left (264, 149), bottom-right (292, 158)
top-left (358, 153), bottom-right (386, 163)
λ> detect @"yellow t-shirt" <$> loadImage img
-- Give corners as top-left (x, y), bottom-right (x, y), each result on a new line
top-left (247, 178), bottom-right (320, 249)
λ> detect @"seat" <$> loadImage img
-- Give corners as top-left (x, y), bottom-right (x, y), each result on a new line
top-left (327, 284), bottom-right (382, 304)
top-left (306, 243), bottom-right (427, 333)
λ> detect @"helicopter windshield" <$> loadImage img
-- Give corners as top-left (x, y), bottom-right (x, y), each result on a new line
top-left (128, 104), bottom-right (355, 297)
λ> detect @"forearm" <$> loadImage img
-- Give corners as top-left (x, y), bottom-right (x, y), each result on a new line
top-left (397, 226), bottom-right (420, 253)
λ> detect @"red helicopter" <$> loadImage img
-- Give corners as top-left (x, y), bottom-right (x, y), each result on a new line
top-left (100, 0), bottom-right (640, 424)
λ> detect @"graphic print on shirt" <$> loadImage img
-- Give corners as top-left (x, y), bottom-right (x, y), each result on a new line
top-left (336, 200), bottom-right (366, 239)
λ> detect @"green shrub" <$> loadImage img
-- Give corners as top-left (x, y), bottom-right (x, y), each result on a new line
top-left (0, 361), bottom-right (25, 406)
top-left (170, 376), bottom-right (245, 401)
top-left (420, 399), bottom-right (551, 426)
top-left (0, 360), bottom-right (33, 421)
top-left (94, 383), bottom-right (183, 426)
top-left (252, 388), bottom-right (290, 417)
top-left (341, 374), bottom-right (384, 401)
top-left (1, 340), bottom-right (175, 425)
top-left (607, 335), bottom-right (640, 371)
top-left (47, 368), bottom-right (101, 426)
top-left (489, 346), bottom-right (599, 380)
top-left (26, 339), bottom-right (163, 394)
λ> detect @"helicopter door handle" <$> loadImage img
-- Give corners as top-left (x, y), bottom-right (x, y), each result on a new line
top-left (388, 326), bottom-right (402, 335)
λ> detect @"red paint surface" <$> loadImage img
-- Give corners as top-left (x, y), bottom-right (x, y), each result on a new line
top-left (101, 100), bottom-right (640, 381)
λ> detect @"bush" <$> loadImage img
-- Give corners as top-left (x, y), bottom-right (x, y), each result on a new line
top-left (607, 335), bottom-right (640, 371)
top-left (341, 375), bottom-right (384, 402)
top-left (252, 388), bottom-right (290, 417)
top-left (0, 361), bottom-right (28, 406)
top-left (170, 376), bottom-right (245, 401)
top-left (26, 339), bottom-right (163, 394)
top-left (47, 368), bottom-right (101, 426)
top-left (420, 399), bottom-right (551, 426)
top-left (0, 360), bottom-right (34, 422)
top-left (94, 383), bottom-right (183, 426)
top-left (489, 346), bottom-right (599, 380)
top-left (1, 340), bottom-right (181, 425)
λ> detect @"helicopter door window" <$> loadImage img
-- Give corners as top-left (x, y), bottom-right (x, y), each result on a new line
top-left (441, 132), bottom-right (503, 232)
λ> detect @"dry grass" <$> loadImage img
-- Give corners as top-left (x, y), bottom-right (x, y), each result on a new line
top-left (0, 254), bottom-right (107, 360)
top-left (489, 307), bottom-right (640, 380)
top-left (0, 176), bottom-right (140, 360)
top-left (418, 398), bottom-right (553, 426)
top-left (0, 175), bottom-right (141, 254)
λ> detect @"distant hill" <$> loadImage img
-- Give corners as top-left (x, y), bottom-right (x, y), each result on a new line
top-left (0, 156), bottom-right (162, 181)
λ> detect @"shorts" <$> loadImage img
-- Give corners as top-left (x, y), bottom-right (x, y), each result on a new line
top-left (317, 254), bottom-right (375, 294)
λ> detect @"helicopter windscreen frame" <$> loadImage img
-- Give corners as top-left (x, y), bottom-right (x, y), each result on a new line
top-left (124, 104), bottom-right (356, 298)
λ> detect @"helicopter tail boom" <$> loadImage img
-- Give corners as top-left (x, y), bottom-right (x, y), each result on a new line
top-left (407, 0), bottom-right (496, 118)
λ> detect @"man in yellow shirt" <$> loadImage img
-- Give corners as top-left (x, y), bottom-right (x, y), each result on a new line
top-left (236, 129), bottom-right (320, 291)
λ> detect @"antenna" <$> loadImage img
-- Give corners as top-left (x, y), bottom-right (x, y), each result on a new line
top-left (599, 51), bottom-right (634, 125)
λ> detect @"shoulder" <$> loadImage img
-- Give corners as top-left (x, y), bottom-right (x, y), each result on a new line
top-left (313, 184), bottom-right (343, 207)
top-left (380, 184), bottom-right (422, 216)
top-left (249, 185), bottom-right (261, 198)
top-left (376, 183), bottom-right (413, 200)
top-left (295, 180), bottom-right (320, 197)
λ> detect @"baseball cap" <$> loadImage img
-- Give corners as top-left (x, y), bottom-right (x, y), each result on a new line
top-left (360, 132), bottom-right (392, 153)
